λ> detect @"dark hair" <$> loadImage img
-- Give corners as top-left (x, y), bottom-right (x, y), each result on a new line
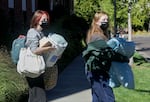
top-left (30, 10), bottom-right (50, 28)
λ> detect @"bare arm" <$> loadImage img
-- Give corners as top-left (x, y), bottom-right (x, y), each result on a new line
top-left (33, 46), bottom-right (56, 55)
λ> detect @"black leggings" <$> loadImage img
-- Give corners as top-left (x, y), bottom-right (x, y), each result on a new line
top-left (25, 74), bottom-right (45, 89)
top-left (25, 74), bottom-right (47, 102)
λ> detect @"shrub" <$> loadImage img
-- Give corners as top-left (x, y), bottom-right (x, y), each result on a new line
top-left (133, 52), bottom-right (147, 65)
top-left (0, 47), bottom-right (28, 102)
top-left (62, 14), bottom-right (89, 41)
top-left (0, 15), bottom-right (88, 101)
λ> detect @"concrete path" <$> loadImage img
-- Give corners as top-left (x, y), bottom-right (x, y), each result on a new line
top-left (133, 36), bottom-right (150, 62)
top-left (47, 55), bottom-right (92, 102)
top-left (46, 35), bottom-right (150, 102)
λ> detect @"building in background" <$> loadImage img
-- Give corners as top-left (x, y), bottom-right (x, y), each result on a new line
top-left (0, 0), bottom-right (74, 33)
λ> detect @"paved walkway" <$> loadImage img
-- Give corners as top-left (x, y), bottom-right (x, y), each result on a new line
top-left (47, 55), bottom-right (92, 102)
top-left (46, 36), bottom-right (150, 102)
top-left (133, 36), bottom-right (150, 62)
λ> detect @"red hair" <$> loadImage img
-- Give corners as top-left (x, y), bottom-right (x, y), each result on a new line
top-left (30, 10), bottom-right (50, 28)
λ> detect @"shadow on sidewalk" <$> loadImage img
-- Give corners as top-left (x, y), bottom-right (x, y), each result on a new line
top-left (46, 55), bottom-right (91, 101)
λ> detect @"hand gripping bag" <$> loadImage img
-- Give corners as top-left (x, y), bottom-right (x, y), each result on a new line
top-left (43, 33), bottom-right (68, 67)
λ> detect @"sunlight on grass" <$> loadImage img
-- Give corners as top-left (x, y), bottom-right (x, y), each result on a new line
top-left (114, 68), bottom-right (150, 102)
top-left (0, 43), bottom-right (150, 101)
top-left (133, 30), bottom-right (150, 35)
top-left (113, 52), bottom-right (150, 102)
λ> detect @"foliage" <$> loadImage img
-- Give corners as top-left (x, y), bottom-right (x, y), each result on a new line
top-left (0, 47), bottom-right (28, 102)
top-left (74, 0), bottom-right (150, 32)
top-left (74, 0), bottom-right (114, 25)
top-left (133, 51), bottom-right (147, 65)
top-left (132, 0), bottom-right (150, 28)
top-left (0, 15), bottom-right (86, 101)
top-left (74, 0), bottom-right (100, 24)
top-left (115, 1), bottom-right (128, 28)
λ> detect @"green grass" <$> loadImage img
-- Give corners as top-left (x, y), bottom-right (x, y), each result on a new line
top-left (4, 16), bottom-right (150, 101)
top-left (133, 30), bottom-right (150, 35)
top-left (0, 16), bottom-right (84, 101)
top-left (114, 68), bottom-right (150, 102)
top-left (113, 53), bottom-right (150, 102)
top-left (0, 43), bottom-right (150, 101)
top-left (0, 47), bottom-right (28, 102)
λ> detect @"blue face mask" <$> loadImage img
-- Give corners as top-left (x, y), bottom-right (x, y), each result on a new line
top-left (100, 22), bottom-right (109, 30)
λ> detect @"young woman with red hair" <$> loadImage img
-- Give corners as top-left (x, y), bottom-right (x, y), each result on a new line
top-left (25, 10), bottom-right (55, 102)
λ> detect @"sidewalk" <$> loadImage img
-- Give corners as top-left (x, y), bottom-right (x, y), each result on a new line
top-left (133, 36), bottom-right (150, 62)
top-left (47, 55), bottom-right (92, 102)
top-left (46, 36), bottom-right (150, 102)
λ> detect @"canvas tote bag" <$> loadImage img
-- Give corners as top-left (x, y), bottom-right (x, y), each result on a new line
top-left (17, 47), bottom-right (45, 78)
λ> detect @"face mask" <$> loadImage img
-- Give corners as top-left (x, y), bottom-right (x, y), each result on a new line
top-left (100, 22), bottom-right (109, 30)
top-left (40, 20), bottom-right (49, 29)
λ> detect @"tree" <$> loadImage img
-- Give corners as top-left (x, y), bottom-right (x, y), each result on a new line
top-left (132, 0), bottom-right (150, 31)
top-left (74, 0), bottom-right (114, 29)
top-left (111, 0), bottom-right (150, 31)
top-left (74, 0), bottom-right (150, 32)
top-left (74, 0), bottom-right (101, 24)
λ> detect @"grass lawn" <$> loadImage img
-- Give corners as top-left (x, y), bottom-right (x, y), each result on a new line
top-left (114, 53), bottom-right (150, 102)
top-left (0, 45), bottom-right (150, 102)
top-left (114, 67), bottom-right (150, 102)
top-left (0, 48), bottom-right (28, 102)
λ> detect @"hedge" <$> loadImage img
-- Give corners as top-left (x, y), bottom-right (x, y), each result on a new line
top-left (0, 47), bottom-right (28, 102)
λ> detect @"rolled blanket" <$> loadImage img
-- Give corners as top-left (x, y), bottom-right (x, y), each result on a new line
top-left (107, 37), bottom-right (135, 89)
top-left (107, 37), bottom-right (135, 58)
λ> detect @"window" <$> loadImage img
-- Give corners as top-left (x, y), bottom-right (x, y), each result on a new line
top-left (32, 0), bottom-right (35, 12)
top-left (8, 0), bottom-right (14, 8)
top-left (22, 0), bottom-right (26, 11)
top-left (50, 0), bottom-right (54, 11)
